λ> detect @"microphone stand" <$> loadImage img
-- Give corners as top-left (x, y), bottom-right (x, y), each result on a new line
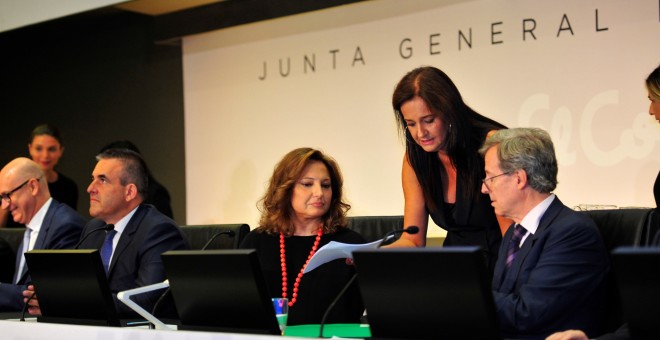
top-left (148, 229), bottom-right (237, 327)
top-left (74, 224), bottom-right (115, 249)
top-left (318, 273), bottom-right (358, 337)
top-left (20, 292), bottom-right (36, 322)
top-left (20, 224), bottom-right (116, 320)
top-left (318, 226), bottom-right (419, 337)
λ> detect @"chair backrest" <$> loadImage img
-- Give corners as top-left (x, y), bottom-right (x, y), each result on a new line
top-left (578, 208), bottom-right (654, 335)
top-left (0, 228), bottom-right (26, 254)
top-left (0, 228), bottom-right (29, 283)
top-left (643, 209), bottom-right (660, 246)
top-left (347, 216), bottom-right (403, 243)
top-left (580, 208), bottom-right (653, 250)
top-left (0, 235), bottom-right (16, 283)
top-left (180, 224), bottom-right (250, 250)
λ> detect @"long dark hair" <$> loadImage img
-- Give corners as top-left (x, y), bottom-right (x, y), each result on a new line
top-left (392, 66), bottom-right (506, 212)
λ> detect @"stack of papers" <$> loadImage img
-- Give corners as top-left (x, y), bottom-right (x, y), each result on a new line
top-left (304, 240), bottom-right (381, 273)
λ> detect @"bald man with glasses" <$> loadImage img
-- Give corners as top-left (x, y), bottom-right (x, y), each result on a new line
top-left (0, 157), bottom-right (84, 312)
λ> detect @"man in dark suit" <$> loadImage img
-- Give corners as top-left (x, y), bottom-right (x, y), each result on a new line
top-left (23, 149), bottom-right (187, 318)
top-left (479, 128), bottom-right (609, 339)
top-left (0, 157), bottom-right (84, 311)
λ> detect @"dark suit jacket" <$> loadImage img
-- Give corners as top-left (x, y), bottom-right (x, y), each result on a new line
top-left (0, 199), bottom-right (85, 311)
top-left (78, 204), bottom-right (188, 318)
top-left (492, 197), bottom-right (609, 339)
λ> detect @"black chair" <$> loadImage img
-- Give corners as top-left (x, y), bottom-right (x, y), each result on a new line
top-left (0, 228), bottom-right (24, 284)
top-left (579, 208), bottom-right (655, 335)
top-left (643, 209), bottom-right (660, 246)
top-left (347, 216), bottom-right (404, 243)
top-left (180, 224), bottom-right (250, 250)
top-left (0, 236), bottom-right (15, 283)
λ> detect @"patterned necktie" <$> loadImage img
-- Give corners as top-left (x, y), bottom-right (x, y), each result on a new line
top-left (506, 224), bottom-right (527, 269)
top-left (14, 227), bottom-right (32, 284)
top-left (100, 230), bottom-right (117, 274)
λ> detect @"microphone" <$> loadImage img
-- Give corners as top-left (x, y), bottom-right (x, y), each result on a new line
top-left (200, 230), bottom-right (236, 250)
top-left (18, 224), bottom-right (119, 316)
top-left (378, 226), bottom-right (419, 247)
top-left (318, 226), bottom-right (420, 337)
top-left (150, 229), bottom-right (236, 321)
top-left (74, 224), bottom-right (115, 249)
top-left (20, 291), bottom-right (36, 321)
top-left (318, 226), bottom-right (420, 336)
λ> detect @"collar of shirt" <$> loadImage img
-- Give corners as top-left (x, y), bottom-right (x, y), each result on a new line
top-left (25, 197), bottom-right (53, 251)
top-left (519, 194), bottom-right (556, 246)
top-left (109, 205), bottom-right (140, 254)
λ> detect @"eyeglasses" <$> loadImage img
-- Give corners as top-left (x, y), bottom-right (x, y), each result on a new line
top-left (0, 177), bottom-right (40, 206)
top-left (482, 171), bottom-right (514, 190)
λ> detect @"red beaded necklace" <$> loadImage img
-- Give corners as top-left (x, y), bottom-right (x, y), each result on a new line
top-left (279, 227), bottom-right (323, 307)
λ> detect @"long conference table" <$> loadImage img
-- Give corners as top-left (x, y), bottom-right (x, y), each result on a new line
top-left (1, 319), bottom-right (327, 340)
top-left (1, 318), bottom-right (371, 339)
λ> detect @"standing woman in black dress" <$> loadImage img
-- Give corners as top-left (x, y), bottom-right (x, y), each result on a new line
top-left (387, 66), bottom-right (511, 273)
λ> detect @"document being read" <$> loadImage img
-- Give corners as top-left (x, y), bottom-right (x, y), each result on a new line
top-left (304, 239), bottom-right (382, 273)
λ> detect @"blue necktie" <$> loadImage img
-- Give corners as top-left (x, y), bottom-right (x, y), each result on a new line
top-left (100, 230), bottom-right (117, 274)
top-left (506, 224), bottom-right (527, 269)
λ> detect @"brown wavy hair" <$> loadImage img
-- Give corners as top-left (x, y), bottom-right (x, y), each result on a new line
top-left (257, 147), bottom-right (351, 236)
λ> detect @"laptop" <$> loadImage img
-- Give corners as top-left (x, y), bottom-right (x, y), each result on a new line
top-left (24, 249), bottom-right (120, 326)
top-left (161, 249), bottom-right (281, 334)
top-left (353, 246), bottom-right (500, 340)
top-left (611, 247), bottom-right (660, 338)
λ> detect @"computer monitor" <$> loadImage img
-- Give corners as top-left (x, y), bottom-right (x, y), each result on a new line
top-left (161, 249), bottom-right (280, 334)
top-left (611, 246), bottom-right (660, 338)
top-left (24, 249), bottom-right (120, 326)
top-left (353, 246), bottom-right (501, 340)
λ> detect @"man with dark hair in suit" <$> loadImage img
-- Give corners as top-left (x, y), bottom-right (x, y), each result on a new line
top-left (479, 128), bottom-right (609, 338)
top-left (0, 158), bottom-right (84, 311)
top-left (23, 149), bottom-right (187, 317)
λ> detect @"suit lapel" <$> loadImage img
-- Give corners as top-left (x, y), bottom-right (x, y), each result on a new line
top-left (497, 197), bottom-right (563, 291)
top-left (33, 200), bottom-right (58, 250)
top-left (493, 224), bottom-right (514, 288)
top-left (17, 201), bottom-right (59, 284)
top-left (107, 205), bottom-right (146, 276)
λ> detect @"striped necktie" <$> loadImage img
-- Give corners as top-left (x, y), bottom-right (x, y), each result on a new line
top-left (506, 224), bottom-right (527, 269)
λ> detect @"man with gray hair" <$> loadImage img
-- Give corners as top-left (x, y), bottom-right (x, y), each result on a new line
top-left (0, 157), bottom-right (84, 311)
top-left (480, 128), bottom-right (608, 338)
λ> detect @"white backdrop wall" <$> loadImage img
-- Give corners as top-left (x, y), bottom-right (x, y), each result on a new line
top-left (183, 0), bottom-right (660, 237)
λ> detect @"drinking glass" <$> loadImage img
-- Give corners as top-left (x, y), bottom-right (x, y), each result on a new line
top-left (271, 297), bottom-right (288, 334)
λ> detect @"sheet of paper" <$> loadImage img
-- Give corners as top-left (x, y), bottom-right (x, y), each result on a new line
top-left (304, 239), bottom-right (381, 273)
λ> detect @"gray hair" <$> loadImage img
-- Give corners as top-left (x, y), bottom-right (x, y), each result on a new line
top-left (479, 128), bottom-right (558, 193)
